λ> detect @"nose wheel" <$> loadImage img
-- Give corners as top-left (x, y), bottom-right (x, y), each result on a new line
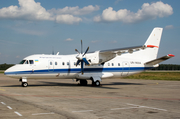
top-left (19, 78), bottom-right (28, 87)
top-left (22, 82), bottom-right (28, 87)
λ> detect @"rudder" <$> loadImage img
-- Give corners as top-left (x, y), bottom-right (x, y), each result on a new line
top-left (144, 27), bottom-right (163, 61)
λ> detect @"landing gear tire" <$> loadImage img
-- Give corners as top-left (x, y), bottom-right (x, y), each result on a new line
top-left (92, 80), bottom-right (101, 86)
top-left (95, 80), bottom-right (100, 86)
top-left (22, 82), bottom-right (28, 87)
top-left (80, 80), bottom-right (87, 86)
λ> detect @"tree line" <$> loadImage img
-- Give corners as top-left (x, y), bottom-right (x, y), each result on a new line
top-left (0, 64), bottom-right (14, 70)
top-left (152, 64), bottom-right (180, 70)
top-left (0, 63), bottom-right (180, 70)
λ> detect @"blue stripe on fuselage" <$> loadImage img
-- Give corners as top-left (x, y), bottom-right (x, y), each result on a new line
top-left (4, 67), bottom-right (153, 75)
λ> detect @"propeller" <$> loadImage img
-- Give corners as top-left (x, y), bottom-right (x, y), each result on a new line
top-left (75, 40), bottom-right (90, 74)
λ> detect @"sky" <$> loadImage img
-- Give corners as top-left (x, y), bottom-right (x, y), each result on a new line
top-left (0, 0), bottom-right (179, 64)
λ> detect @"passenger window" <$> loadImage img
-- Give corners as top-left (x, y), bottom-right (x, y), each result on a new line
top-left (108, 63), bottom-right (110, 66)
top-left (67, 62), bottom-right (69, 65)
top-left (29, 60), bottom-right (34, 64)
top-left (50, 62), bottom-right (52, 65)
top-left (118, 63), bottom-right (120, 66)
top-left (55, 62), bottom-right (57, 65)
top-left (62, 62), bottom-right (64, 65)
top-left (112, 63), bottom-right (114, 66)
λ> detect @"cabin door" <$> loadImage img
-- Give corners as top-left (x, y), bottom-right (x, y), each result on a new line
top-left (122, 61), bottom-right (130, 76)
top-left (48, 60), bottom-right (54, 72)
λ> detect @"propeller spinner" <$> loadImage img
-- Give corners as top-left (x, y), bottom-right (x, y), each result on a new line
top-left (75, 40), bottom-right (90, 74)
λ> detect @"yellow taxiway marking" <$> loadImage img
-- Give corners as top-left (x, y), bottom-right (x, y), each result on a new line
top-left (0, 88), bottom-right (5, 91)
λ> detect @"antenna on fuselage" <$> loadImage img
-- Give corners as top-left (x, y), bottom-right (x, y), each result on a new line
top-left (52, 46), bottom-right (54, 55)
top-left (56, 52), bottom-right (59, 55)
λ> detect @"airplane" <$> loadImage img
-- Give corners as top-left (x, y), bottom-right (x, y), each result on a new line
top-left (4, 27), bottom-right (174, 87)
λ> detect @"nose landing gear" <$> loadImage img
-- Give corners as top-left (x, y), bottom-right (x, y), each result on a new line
top-left (19, 78), bottom-right (28, 87)
top-left (22, 82), bottom-right (28, 87)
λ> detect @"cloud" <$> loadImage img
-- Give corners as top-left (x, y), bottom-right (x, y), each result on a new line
top-left (14, 28), bottom-right (45, 36)
top-left (49, 5), bottom-right (100, 16)
top-left (56, 15), bottom-right (82, 24)
top-left (0, 39), bottom-right (21, 45)
top-left (16, 55), bottom-right (20, 58)
top-left (114, 0), bottom-right (123, 5)
top-left (91, 40), bottom-right (99, 43)
top-left (165, 25), bottom-right (174, 30)
top-left (94, 1), bottom-right (173, 23)
top-left (0, 0), bottom-right (98, 24)
top-left (0, 0), bottom-right (53, 21)
top-left (65, 38), bottom-right (73, 41)
top-left (111, 40), bottom-right (117, 43)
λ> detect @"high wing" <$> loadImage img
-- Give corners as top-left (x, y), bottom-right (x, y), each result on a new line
top-left (85, 45), bottom-right (146, 65)
top-left (99, 45), bottom-right (145, 55)
top-left (144, 54), bottom-right (175, 65)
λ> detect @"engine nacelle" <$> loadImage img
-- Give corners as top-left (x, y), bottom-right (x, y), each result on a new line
top-left (86, 51), bottom-right (116, 65)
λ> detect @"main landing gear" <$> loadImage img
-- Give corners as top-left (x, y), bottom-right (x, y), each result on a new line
top-left (19, 78), bottom-right (28, 87)
top-left (92, 80), bottom-right (101, 86)
top-left (77, 78), bottom-right (101, 86)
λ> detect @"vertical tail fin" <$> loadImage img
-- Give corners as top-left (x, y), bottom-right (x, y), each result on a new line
top-left (144, 27), bottom-right (163, 61)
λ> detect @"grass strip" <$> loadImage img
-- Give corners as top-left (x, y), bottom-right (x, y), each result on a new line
top-left (124, 72), bottom-right (180, 81)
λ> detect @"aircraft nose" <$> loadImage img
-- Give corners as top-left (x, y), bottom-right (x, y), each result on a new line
top-left (4, 66), bottom-right (15, 76)
top-left (4, 68), bottom-right (10, 75)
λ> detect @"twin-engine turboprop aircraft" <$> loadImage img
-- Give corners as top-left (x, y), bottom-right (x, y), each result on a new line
top-left (4, 27), bottom-right (174, 87)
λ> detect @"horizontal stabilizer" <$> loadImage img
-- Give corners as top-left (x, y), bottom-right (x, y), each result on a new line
top-left (145, 54), bottom-right (175, 65)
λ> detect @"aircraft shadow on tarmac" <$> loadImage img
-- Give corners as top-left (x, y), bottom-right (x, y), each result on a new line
top-left (2, 81), bottom-right (143, 89)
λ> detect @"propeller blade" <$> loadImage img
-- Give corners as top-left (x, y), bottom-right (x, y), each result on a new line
top-left (76, 60), bottom-right (81, 66)
top-left (83, 47), bottom-right (89, 56)
top-left (82, 58), bottom-right (90, 65)
top-left (81, 40), bottom-right (83, 54)
top-left (75, 49), bottom-right (80, 54)
top-left (81, 60), bottom-right (84, 74)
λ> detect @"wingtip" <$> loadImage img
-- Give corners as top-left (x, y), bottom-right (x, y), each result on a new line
top-left (168, 54), bottom-right (175, 57)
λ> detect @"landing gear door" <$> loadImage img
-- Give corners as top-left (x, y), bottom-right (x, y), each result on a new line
top-left (122, 61), bottom-right (130, 76)
top-left (29, 60), bottom-right (34, 73)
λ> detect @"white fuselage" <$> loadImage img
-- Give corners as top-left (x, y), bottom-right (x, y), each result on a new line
top-left (4, 53), bottom-right (154, 80)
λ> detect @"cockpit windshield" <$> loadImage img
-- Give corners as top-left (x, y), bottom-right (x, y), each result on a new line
top-left (19, 60), bottom-right (26, 64)
top-left (19, 60), bottom-right (34, 64)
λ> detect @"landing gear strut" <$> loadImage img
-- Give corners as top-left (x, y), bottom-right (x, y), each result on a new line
top-left (19, 78), bottom-right (28, 87)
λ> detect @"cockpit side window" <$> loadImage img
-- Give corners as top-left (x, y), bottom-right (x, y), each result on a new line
top-left (29, 60), bottom-right (34, 64)
top-left (24, 60), bottom-right (29, 64)
top-left (19, 60), bottom-right (26, 64)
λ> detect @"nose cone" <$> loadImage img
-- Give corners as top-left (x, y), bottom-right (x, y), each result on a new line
top-left (4, 65), bottom-right (17, 77)
top-left (4, 67), bottom-right (12, 76)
